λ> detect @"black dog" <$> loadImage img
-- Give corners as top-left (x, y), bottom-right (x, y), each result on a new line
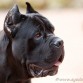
top-left (0, 2), bottom-right (64, 83)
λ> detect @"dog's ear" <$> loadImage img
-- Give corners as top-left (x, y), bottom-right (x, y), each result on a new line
top-left (5, 4), bottom-right (20, 25)
top-left (26, 2), bottom-right (38, 13)
top-left (4, 4), bottom-right (21, 38)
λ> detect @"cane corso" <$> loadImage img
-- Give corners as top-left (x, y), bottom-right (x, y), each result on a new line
top-left (0, 2), bottom-right (64, 83)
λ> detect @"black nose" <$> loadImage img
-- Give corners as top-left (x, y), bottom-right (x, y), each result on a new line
top-left (50, 37), bottom-right (63, 48)
top-left (54, 39), bottom-right (63, 47)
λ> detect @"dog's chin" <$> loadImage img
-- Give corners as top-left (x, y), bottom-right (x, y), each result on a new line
top-left (28, 64), bottom-right (59, 77)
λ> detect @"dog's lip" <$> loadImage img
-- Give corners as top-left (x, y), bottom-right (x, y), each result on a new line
top-left (28, 64), bottom-right (59, 77)
top-left (28, 64), bottom-right (43, 77)
top-left (54, 54), bottom-right (63, 66)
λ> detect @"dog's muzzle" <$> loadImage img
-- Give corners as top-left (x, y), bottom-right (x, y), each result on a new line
top-left (27, 37), bottom-right (64, 77)
top-left (49, 37), bottom-right (64, 62)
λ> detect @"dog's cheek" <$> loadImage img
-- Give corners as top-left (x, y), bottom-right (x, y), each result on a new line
top-left (12, 41), bottom-right (25, 61)
top-left (28, 39), bottom-right (36, 53)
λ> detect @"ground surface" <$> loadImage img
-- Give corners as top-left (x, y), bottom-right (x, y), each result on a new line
top-left (0, 9), bottom-right (83, 83)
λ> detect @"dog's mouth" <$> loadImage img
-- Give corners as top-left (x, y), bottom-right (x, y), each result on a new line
top-left (27, 53), bottom-right (64, 77)
top-left (28, 61), bottom-right (62, 77)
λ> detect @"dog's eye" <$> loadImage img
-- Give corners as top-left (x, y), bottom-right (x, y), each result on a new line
top-left (34, 32), bottom-right (42, 39)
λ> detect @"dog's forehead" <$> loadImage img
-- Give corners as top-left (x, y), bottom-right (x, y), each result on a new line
top-left (15, 14), bottom-right (55, 39)
top-left (24, 13), bottom-right (55, 33)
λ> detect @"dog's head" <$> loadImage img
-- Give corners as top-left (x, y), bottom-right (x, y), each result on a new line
top-left (4, 2), bottom-right (64, 78)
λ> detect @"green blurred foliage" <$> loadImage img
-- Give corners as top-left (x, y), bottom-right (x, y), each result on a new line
top-left (0, 0), bottom-right (83, 9)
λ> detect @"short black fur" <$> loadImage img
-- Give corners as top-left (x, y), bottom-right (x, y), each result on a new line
top-left (0, 2), bottom-right (64, 83)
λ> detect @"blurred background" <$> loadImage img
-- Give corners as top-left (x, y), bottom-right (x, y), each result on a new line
top-left (0, 0), bottom-right (83, 83)
top-left (1, 0), bottom-right (83, 9)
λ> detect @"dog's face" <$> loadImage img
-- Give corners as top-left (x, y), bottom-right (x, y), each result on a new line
top-left (4, 2), bottom-right (64, 78)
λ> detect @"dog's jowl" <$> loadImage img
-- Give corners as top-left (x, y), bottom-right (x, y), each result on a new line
top-left (0, 2), bottom-right (64, 83)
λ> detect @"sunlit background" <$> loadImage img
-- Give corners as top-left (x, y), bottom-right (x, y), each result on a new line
top-left (0, 0), bottom-right (83, 83)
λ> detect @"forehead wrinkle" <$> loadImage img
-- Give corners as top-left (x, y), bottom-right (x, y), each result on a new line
top-left (34, 15), bottom-right (55, 33)
top-left (20, 15), bottom-right (44, 31)
top-left (25, 13), bottom-right (54, 32)
top-left (31, 16), bottom-right (45, 31)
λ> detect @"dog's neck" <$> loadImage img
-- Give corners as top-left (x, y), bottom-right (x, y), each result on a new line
top-left (0, 31), bottom-right (32, 83)
top-left (0, 30), bottom-right (9, 53)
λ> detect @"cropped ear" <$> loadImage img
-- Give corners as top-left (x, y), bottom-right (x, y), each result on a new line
top-left (4, 4), bottom-right (21, 38)
top-left (26, 2), bottom-right (38, 13)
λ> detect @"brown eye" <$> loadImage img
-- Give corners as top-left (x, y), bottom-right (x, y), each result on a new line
top-left (35, 32), bottom-right (42, 38)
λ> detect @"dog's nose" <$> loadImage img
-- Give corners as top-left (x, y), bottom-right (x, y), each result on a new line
top-left (50, 37), bottom-right (63, 48)
top-left (54, 39), bottom-right (63, 47)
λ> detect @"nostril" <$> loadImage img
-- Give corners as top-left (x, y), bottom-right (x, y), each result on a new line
top-left (50, 40), bottom-right (63, 47)
top-left (59, 40), bottom-right (63, 46)
top-left (56, 41), bottom-right (61, 47)
top-left (50, 37), bottom-right (64, 48)
top-left (54, 40), bottom-right (63, 47)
